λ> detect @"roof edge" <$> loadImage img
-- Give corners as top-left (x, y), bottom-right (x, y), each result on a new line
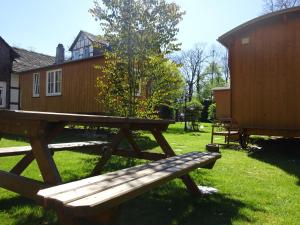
top-left (17, 54), bottom-right (105, 74)
top-left (218, 6), bottom-right (300, 47)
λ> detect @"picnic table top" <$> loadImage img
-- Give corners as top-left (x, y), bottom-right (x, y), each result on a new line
top-left (0, 110), bottom-right (174, 126)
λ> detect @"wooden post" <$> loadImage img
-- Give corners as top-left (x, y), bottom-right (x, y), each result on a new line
top-left (121, 128), bottom-right (142, 155)
top-left (30, 136), bottom-right (62, 185)
top-left (92, 131), bottom-right (125, 175)
top-left (151, 129), bottom-right (201, 195)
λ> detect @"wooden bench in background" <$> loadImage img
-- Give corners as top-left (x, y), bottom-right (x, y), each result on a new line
top-left (38, 151), bottom-right (221, 225)
top-left (0, 141), bottom-right (110, 157)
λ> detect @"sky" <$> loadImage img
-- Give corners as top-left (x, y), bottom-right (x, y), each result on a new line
top-left (1, 0), bottom-right (263, 56)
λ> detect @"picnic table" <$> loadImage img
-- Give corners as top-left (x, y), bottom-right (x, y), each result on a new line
top-left (0, 110), bottom-right (220, 225)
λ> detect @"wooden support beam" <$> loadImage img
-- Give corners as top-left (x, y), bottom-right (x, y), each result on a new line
top-left (92, 131), bottom-right (125, 175)
top-left (151, 129), bottom-right (201, 195)
top-left (0, 170), bottom-right (47, 200)
top-left (10, 152), bottom-right (35, 175)
top-left (121, 129), bottom-right (142, 155)
top-left (30, 136), bottom-right (62, 185)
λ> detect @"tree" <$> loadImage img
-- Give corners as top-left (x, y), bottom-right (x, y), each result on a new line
top-left (90, 0), bottom-right (185, 117)
top-left (175, 43), bottom-right (208, 102)
top-left (262, 0), bottom-right (300, 12)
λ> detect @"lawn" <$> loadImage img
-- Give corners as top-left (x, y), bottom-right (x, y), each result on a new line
top-left (0, 123), bottom-right (299, 225)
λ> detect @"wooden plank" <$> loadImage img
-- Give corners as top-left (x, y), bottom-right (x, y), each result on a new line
top-left (0, 170), bottom-right (48, 200)
top-left (40, 152), bottom-right (210, 206)
top-left (10, 152), bottom-right (34, 175)
top-left (30, 137), bottom-right (62, 185)
top-left (121, 129), bottom-right (142, 154)
top-left (0, 110), bottom-right (173, 128)
top-left (151, 129), bottom-right (202, 195)
top-left (92, 131), bottom-right (125, 175)
top-left (66, 153), bottom-right (220, 216)
top-left (0, 141), bottom-right (110, 157)
top-left (38, 152), bottom-right (199, 198)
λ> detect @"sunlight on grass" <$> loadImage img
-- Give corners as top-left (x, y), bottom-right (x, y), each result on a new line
top-left (0, 123), bottom-right (299, 225)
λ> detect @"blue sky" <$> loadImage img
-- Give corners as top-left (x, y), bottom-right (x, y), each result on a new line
top-left (1, 0), bottom-right (262, 56)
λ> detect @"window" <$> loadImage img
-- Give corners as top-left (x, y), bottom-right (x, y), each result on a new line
top-left (32, 73), bottom-right (40, 97)
top-left (73, 50), bottom-right (80, 60)
top-left (84, 47), bottom-right (89, 58)
top-left (46, 69), bottom-right (62, 96)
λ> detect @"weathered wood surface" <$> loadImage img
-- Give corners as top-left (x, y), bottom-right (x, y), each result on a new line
top-left (38, 152), bottom-right (221, 217)
top-left (0, 141), bottom-right (110, 157)
top-left (0, 110), bottom-right (173, 131)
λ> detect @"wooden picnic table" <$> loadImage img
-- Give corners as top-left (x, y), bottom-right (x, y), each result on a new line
top-left (0, 110), bottom-right (222, 225)
top-left (0, 110), bottom-right (201, 200)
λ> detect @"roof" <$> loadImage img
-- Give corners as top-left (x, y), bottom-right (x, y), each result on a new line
top-left (0, 36), bottom-right (19, 59)
top-left (12, 48), bottom-right (55, 73)
top-left (17, 54), bottom-right (104, 74)
top-left (218, 6), bottom-right (300, 47)
top-left (69, 30), bottom-right (108, 51)
top-left (212, 87), bottom-right (231, 91)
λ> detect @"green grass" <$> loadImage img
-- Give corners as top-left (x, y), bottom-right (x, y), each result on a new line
top-left (0, 123), bottom-right (299, 225)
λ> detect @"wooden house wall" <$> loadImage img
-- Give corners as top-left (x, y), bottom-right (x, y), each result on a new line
top-left (213, 89), bottom-right (231, 119)
top-left (229, 14), bottom-right (300, 135)
top-left (19, 57), bottom-right (106, 113)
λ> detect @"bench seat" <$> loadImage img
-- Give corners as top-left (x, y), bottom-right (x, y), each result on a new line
top-left (0, 141), bottom-right (110, 157)
top-left (38, 152), bottom-right (221, 218)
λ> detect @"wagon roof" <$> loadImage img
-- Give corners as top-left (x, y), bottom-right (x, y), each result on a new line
top-left (218, 6), bottom-right (300, 47)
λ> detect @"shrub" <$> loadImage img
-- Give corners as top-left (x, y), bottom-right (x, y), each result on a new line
top-left (208, 103), bottom-right (216, 121)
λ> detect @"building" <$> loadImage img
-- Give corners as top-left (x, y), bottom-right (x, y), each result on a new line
top-left (0, 36), bottom-right (19, 109)
top-left (217, 6), bottom-right (300, 139)
top-left (18, 31), bottom-right (109, 113)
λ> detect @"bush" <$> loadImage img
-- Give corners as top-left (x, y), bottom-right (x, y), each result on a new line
top-left (208, 103), bottom-right (216, 121)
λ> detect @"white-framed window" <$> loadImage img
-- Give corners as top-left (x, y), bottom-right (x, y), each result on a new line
top-left (46, 69), bottom-right (62, 96)
top-left (32, 73), bottom-right (40, 97)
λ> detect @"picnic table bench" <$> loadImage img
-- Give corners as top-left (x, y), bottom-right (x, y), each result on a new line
top-left (0, 110), bottom-right (221, 225)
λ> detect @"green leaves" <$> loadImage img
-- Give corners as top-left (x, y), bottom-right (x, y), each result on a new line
top-left (91, 0), bottom-right (184, 117)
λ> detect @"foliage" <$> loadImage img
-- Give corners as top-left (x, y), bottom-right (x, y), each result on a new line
top-left (262, 0), bottom-right (300, 12)
top-left (208, 103), bottom-right (216, 121)
top-left (174, 43), bottom-right (208, 101)
top-left (96, 55), bottom-right (184, 118)
top-left (197, 62), bottom-right (227, 102)
top-left (91, 0), bottom-right (185, 117)
top-left (183, 98), bottom-right (203, 123)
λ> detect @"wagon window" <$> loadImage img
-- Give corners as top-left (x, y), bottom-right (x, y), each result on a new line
top-left (46, 69), bottom-right (62, 96)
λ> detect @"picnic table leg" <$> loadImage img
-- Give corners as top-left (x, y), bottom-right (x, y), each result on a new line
top-left (92, 131), bottom-right (125, 175)
top-left (121, 128), bottom-right (142, 155)
top-left (10, 122), bottom-right (65, 176)
top-left (151, 129), bottom-right (201, 195)
top-left (57, 210), bottom-right (80, 225)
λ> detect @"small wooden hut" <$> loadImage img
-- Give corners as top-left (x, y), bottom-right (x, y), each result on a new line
top-left (212, 87), bottom-right (231, 120)
top-left (217, 6), bottom-right (300, 139)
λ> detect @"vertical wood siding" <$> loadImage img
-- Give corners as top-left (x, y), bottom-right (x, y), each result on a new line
top-left (229, 14), bottom-right (300, 135)
top-left (20, 57), bottom-right (106, 113)
top-left (213, 89), bottom-right (231, 119)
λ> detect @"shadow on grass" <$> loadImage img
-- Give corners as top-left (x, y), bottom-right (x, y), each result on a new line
top-left (0, 196), bottom-right (58, 225)
top-left (119, 183), bottom-right (261, 225)
top-left (0, 184), bottom-right (261, 225)
top-left (249, 138), bottom-right (300, 185)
